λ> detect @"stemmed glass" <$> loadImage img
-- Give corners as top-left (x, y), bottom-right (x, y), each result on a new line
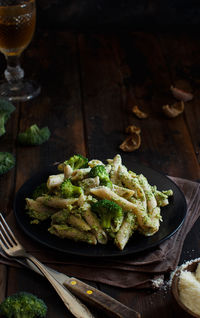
top-left (0, 0), bottom-right (40, 101)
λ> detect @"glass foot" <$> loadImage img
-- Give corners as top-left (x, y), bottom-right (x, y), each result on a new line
top-left (0, 80), bottom-right (41, 102)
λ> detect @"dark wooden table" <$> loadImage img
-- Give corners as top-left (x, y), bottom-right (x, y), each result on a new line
top-left (0, 29), bottom-right (200, 318)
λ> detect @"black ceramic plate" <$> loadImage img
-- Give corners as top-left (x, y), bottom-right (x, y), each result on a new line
top-left (14, 163), bottom-right (187, 257)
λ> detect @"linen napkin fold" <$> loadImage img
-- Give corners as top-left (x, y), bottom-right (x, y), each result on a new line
top-left (1, 176), bottom-right (200, 289)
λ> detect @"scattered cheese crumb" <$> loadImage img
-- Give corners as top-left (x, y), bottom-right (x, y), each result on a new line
top-left (151, 277), bottom-right (164, 289)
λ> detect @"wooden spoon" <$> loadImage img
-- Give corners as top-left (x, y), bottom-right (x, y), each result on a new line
top-left (171, 259), bottom-right (200, 318)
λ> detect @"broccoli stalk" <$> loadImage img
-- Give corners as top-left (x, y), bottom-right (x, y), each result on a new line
top-left (60, 179), bottom-right (83, 198)
top-left (88, 165), bottom-right (112, 188)
top-left (18, 124), bottom-right (50, 146)
top-left (0, 291), bottom-right (47, 318)
top-left (91, 199), bottom-right (123, 232)
top-left (0, 99), bottom-right (15, 137)
top-left (58, 154), bottom-right (88, 171)
top-left (0, 152), bottom-right (15, 175)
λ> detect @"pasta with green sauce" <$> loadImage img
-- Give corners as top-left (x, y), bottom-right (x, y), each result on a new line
top-left (25, 154), bottom-right (173, 250)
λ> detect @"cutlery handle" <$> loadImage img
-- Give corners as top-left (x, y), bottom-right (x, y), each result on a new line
top-left (27, 255), bottom-right (94, 318)
top-left (64, 277), bottom-right (141, 318)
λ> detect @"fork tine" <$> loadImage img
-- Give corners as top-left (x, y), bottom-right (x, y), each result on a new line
top-left (0, 214), bottom-right (18, 245)
top-left (0, 236), bottom-right (9, 251)
top-left (0, 232), bottom-right (12, 250)
top-left (0, 221), bottom-right (14, 248)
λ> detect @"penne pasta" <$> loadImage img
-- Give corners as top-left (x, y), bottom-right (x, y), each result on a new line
top-left (109, 154), bottom-right (122, 185)
top-left (81, 202), bottom-right (108, 245)
top-left (78, 176), bottom-right (100, 194)
top-left (47, 174), bottom-right (64, 189)
top-left (138, 174), bottom-right (157, 215)
top-left (115, 212), bottom-right (137, 250)
top-left (77, 193), bottom-right (86, 207)
top-left (36, 196), bottom-right (79, 209)
top-left (25, 198), bottom-right (57, 223)
top-left (25, 153), bottom-right (173, 249)
top-left (64, 164), bottom-right (73, 179)
top-left (138, 174), bottom-right (160, 234)
top-left (152, 186), bottom-right (173, 207)
top-left (51, 209), bottom-right (91, 232)
top-left (88, 159), bottom-right (104, 168)
top-left (105, 164), bottom-right (112, 174)
top-left (48, 224), bottom-right (97, 245)
top-left (118, 165), bottom-right (146, 201)
top-left (113, 184), bottom-right (135, 200)
top-left (67, 214), bottom-right (91, 232)
top-left (71, 168), bottom-right (91, 181)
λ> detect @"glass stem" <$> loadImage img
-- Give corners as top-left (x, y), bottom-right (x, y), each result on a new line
top-left (4, 55), bottom-right (24, 84)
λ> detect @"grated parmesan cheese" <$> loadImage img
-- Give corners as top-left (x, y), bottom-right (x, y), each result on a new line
top-left (178, 263), bottom-right (200, 316)
top-left (195, 263), bottom-right (200, 283)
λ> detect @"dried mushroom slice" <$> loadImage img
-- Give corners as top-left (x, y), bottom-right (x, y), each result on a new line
top-left (170, 86), bottom-right (193, 102)
top-left (132, 105), bottom-right (148, 119)
top-left (162, 101), bottom-right (184, 118)
top-left (119, 133), bottom-right (141, 152)
top-left (125, 125), bottom-right (141, 135)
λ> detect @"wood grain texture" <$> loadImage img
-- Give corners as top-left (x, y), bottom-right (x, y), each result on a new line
top-left (157, 31), bottom-right (200, 171)
top-left (0, 29), bottom-right (200, 318)
top-left (78, 31), bottom-right (199, 179)
top-left (77, 33), bottom-right (126, 161)
top-left (65, 277), bottom-right (141, 318)
top-left (0, 104), bottom-right (20, 214)
top-left (0, 265), bottom-right (7, 302)
top-left (0, 52), bottom-right (20, 214)
top-left (15, 31), bottom-right (86, 191)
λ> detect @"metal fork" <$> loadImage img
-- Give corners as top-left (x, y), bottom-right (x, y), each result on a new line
top-left (0, 213), bottom-right (95, 318)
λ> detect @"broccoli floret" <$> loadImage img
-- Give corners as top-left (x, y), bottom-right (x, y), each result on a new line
top-left (58, 154), bottom-right (88, 171)
top-left (0, 99), bottom-right (15, 136)
top-left (0, 291), bottom-right (47, 318)
top-left (60, 179), bottom-right (83, 198)
top-left (162, 189), bottom-right (173, 196)
top-left (66, 154), bottom-right (88, 169)
top-left (32, 183), bottom-right (49, 200)
top-left (0, 152), bottom-right (15, 175)
top-left (91, 199), bottom-right (123, 232)
top-left (88, 165), bottom-right (107, 179)
top-left (18, 124), bottom-right (50, 146)
top-left (88, 165), bottom-right (112, 188)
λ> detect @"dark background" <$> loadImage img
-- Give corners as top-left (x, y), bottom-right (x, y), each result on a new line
top-left (37, 0), bottom-right (200, 30)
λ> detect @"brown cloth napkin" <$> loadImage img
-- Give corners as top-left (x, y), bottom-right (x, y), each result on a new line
top-left (1, 176), bottom-right (200, 289)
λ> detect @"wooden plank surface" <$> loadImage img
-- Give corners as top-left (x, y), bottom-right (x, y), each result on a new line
top-left (16, 31), bottom-right (86, 189)
top-left (0, 29), bottom-right (199, 318)
top-left (0, 265), bottom-right (7, 303)
top-left (75, 30), bottom-right (200, 317)
top-left (157, 31), bottom-right (200, 171)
